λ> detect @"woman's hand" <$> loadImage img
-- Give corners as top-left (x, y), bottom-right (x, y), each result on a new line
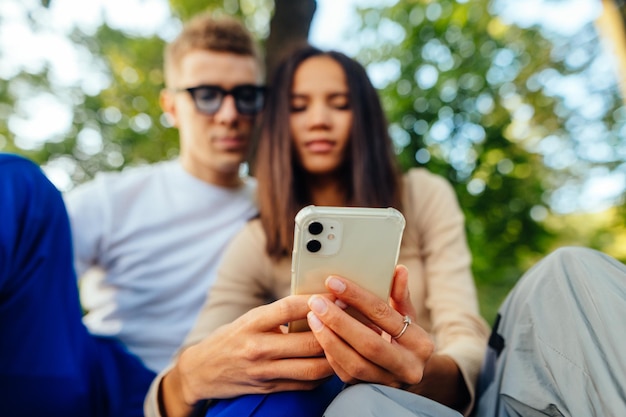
top-left (305, 265), bottom-right (434, 388)
top-left (306, 265), bottom-right (470, 411)
top-left (161, 295), bottom-right (334, 417)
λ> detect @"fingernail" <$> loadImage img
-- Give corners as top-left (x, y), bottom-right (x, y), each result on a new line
top-left (307, 311), bottom-right (324, 332)
top-left (335, 299), bottom-right (348, 309)
top-left (326, 277), bottom-right (346, 294)
top-left (308, 295), bottom-right (328, 314)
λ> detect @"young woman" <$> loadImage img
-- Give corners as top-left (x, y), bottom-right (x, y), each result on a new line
top-left (147, 46), bottom-right (490, 417)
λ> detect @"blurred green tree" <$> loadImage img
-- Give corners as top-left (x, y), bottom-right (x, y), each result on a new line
top-left (354, 0), bottom-right (626, 320)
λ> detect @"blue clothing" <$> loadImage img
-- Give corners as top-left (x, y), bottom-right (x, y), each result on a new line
top-left (0, 154), bottom-right (155, 417)
top-left (203, 376), bottom-right (459, 417)
top-left (206, 376), bottom-right (345, 417)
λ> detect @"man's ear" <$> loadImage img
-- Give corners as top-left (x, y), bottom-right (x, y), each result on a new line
top-left (160, 89), bottom-right (178, 127)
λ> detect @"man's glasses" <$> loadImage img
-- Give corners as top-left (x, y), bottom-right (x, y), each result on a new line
top-left (175, 84), bottom-right (266, 116)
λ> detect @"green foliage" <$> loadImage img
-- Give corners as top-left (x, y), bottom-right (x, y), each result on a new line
top-left (0, 5), bottom-right (175, 181)
top-left (354, 0), bottom-right (625, 321)
top-left (60, 25), bottom-right (179, 182)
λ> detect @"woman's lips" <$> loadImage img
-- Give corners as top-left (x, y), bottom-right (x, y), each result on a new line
top-left (305, 139), bottom-right (335, 153)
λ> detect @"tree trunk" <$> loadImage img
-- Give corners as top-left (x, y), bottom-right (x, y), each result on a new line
top-left (596, 0), bottom-right (626, 101)
top-left (265, 0), bottom-right (317, 82)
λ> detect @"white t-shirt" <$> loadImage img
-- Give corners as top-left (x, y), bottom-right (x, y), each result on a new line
top-left (64, 159), bottom-right (257, 373)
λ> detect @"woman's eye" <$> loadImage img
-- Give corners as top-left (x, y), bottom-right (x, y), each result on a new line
top-left (331, 100), bottom-right (350, 110)
top-left (329, 94), bottom-right (350, 110)
top-left (290, 100), bottom-right (307, 112)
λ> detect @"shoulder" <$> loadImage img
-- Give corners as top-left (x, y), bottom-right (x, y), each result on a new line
top-left (0, 154), bottom-right (46, 185)
top-left (0, 153), bottom-right (60, 210)
top-left (227, 218), bottom-right (266, 250)
top-left (404, 167), bottom-right (454, 193)
top-left (403, 167), bottom-right (459, 204)
top-left (95, 160), bottom-right (171, 188)
top-left (401, 168), bottom-right (464, 223)
top-left (0, 153), bottom-right (38, 170)
top-left (219, 217), bottom-right (276, 279)
top-left (66, 160), bottom-right (173, 202)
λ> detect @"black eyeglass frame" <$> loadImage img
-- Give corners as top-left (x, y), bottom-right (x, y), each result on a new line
top-left (173, 84), bottom-right (266, 116)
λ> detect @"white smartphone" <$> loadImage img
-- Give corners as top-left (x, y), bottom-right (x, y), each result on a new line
top-left (289, 205), bottom-right (406, 332)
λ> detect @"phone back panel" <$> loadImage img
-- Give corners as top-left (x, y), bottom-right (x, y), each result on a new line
top-left (290, 206), bottom-right (405, 331)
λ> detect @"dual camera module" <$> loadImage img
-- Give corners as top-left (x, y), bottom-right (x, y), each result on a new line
top-left (306, 221), bottom-right (324, 253)
top-left (302, 217), bottom-right (342, 257)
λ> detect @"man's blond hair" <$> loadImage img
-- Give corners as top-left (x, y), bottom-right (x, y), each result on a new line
top-left (163, 14), bottom-right (261, 86)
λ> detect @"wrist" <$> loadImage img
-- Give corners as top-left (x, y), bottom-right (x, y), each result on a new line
top-left (160, 360), bottom-right (197, 417)
top-left (410, 354), bottom-right (469, 412)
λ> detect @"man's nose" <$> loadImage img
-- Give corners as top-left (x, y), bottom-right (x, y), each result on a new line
top-left (214, 94), bottom-right (238, 124)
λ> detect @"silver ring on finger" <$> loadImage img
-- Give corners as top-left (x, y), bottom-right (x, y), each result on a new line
top-left (392, 315), bottom-right (412, 340)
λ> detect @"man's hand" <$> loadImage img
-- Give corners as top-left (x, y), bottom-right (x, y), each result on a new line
top-left (161, 295), bottom-right (334, 417)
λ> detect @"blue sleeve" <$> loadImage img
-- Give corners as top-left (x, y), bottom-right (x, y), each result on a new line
top-left (0, 153), bottom-right (77, 292)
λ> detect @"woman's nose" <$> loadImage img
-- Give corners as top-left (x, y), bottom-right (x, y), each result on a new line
top-left (307, 102), bottom-right (331, 128)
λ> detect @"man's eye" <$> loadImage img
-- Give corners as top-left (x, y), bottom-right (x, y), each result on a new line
top-left (236, 89), bottom-right (256, 101)
top-left (199, 92), bottom-right (220, 101)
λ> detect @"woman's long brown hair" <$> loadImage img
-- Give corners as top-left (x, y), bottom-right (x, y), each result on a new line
top-left (254, 46), bottom-right (402, 260)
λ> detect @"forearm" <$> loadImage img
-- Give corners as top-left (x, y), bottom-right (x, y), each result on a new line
top-left (407, 354), bottom-right (469, 413)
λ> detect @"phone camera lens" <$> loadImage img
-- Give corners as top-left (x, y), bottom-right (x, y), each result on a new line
top-left (306, 239), bottom-right (322, 253)
top-left (308, 221), bottom-right (323, 235)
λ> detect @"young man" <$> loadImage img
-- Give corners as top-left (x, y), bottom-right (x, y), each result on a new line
top-left (0, 14), bottom-right (263, 417)
top-left (65, 14), bottom-right (264, 374)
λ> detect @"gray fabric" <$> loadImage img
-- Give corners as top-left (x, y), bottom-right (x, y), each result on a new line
top-left (323, 384), bottom-right (462, 417)
top-left (474, 247), bottom-right (626, 417)
top-left (322, 247), bottom-right (626, 417)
